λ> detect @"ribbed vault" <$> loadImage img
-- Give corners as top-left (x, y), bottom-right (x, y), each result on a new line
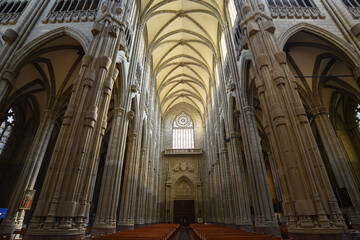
top-left (140, 0), bottom-right (224, 115)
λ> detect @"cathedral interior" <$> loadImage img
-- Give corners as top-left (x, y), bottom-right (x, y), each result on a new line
top-left (0, 0), bottom-right (360, 239)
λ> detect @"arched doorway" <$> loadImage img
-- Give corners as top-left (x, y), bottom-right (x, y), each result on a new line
top-left (173, 179), bottom-right (195, 226)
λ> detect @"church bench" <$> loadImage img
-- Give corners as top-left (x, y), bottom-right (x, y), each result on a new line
top-left (88, 224), bottom-right (179, 240)
top-left (190, 224), bottom-right (286, 240)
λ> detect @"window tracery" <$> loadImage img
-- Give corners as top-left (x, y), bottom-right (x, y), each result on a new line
top-left (267, 0), bottom-right (323, 19)
top-left (342, 0), bottom-right (360, 18)
top-left (0, 0), bottom-right (28, 25)
top-left (42, 0), bottom-right (100, 23)
top-left (172, 113), bottom-right (194, 149)
top-left (0, 108), bottom-right (14, 154)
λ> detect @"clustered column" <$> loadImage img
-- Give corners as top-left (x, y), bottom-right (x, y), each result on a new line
top-left (239, 0), bottom-right (347, 236)
top-left (91, 106), bottom-right (127, 237)
top-left (243, 106), bottom-right (279, 235)
top-left (311, 106), bottom-right (360, 228)
top-left (24, 1), bottom-right (128, 239)
top-left (0, 110), bottom-right (56, 237)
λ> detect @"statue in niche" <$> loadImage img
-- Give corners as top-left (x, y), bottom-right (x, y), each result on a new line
top-left (172, 161), bottom-right (194, 172)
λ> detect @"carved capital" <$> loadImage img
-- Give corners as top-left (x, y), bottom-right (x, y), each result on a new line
top-left (128, 132), bottom-right (137, 140)
top-left (244, 106), bottom-right (255, 114)
top-left (99, 56), bottom-right (112, 70)
top-left (130, 84), bottom-right (137, 92)
top-left (42, 109), bottom-right (57, 120)
top-left (229, 82), bottom-right (236, 91)
top-left (108, 25), bottom-right (120, 38)
top-left (127, 110), bottom-right (135, 120)
top-left (233, 109), bottom-right (241, 117)
top-left (310, 106), bottom-right (327, 117)
top-left (230, 131), bottom-right (240, 138)
top-left (1, 70), bottom-right (16, 86)
top-left (113, 107), bottom-right (124, 117)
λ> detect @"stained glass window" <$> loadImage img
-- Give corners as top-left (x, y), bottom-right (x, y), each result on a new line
top-left (172, 113), bottom-right (194, 149)
top-left (356, 104), bottom-right (360, 127)
top-left (0, 108), bottom-right (14, 154)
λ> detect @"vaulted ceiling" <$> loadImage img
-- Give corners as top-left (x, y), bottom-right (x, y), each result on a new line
top-left (139, 0), bottom-right (225, 116)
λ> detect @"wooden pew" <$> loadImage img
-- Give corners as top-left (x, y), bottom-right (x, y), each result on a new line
top-left (190, 224), bottom-right (290, 240)
top-left (88, 223), bottom-right (179, 240)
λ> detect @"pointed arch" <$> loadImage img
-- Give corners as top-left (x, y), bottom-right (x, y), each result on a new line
top-left (173, 175), bottom-right (195, 198)
top-left (9, 26), bottom-right (89, 74)
top-left (278, 23), bottom-right (360, 67)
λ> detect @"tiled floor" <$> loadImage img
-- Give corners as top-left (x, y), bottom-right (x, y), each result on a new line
top-left (177, 226), bottom-right (194, 240)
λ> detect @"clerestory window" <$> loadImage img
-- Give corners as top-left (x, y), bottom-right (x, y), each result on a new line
top-left (267, 0), bottom-right (323, 19)
top-left (342, 0), bottom-right (360, 7)
top-left (342, 0), bottom-right (360, 18)
top-left (0, 108), bottom-right (15, 155)
top-left (43, 0), bottom-right (100, 23)
top-left (172, 113), bottom-right (194, 149)
top-left (0, 0), bottom-right (28, 25)
top-left (268, 0), bottom-right (314, 8)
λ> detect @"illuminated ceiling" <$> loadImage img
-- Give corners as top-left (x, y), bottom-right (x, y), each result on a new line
top-left (139, 0), bottom-right (225, 115)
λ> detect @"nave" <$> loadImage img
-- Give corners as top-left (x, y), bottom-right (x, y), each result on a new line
top-left (86, 224), bottom-right (289, 240)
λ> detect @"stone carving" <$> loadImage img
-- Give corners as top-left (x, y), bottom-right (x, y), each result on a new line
top-left (172, 161), bottom-right (194, 172)
top-left (176, 181), bottom-right (192, 195)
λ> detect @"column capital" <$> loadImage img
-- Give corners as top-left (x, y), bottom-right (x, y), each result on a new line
top-left (42, 109), bottom-right (57, 120)
top-left (127, 110), bottom-right (135, 120)
top-left (137, 23), bottom-right (145, 33)
top-left (1, 70), bottom-right (16, 87)
top-left (230, 131), bottom-right (240, 138)
top-left (128, 132), bottom-right (137, 140)
top-left (310, 106), bottom-right (327, 117)
top-left (113, 107), bottom-right (124, 117)
top-left (145, 56), bottom-right (151, 65)
top-left (233, 109), bottom-right (241, 117)
top-left (244, 106), bottom-right (255, 114)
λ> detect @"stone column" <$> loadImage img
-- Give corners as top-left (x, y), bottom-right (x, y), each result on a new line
top-left (311, 106), bottom-right (360, 228)
top-left (91, 107), bottom-right (127, 237)
top-left (153, 170), bottom-right (160, 223)
top-left (218, 127), bottom-right (235, 224)
top-left (266, 152), bottom-right (285, 223)
top-left (165, 168), bottom-right (172, 223)
top-left (266, 152), bottom-right (282, 204)
top-left (118, 118), bottom-right (138, 230)
top-left (213, 159), bottom-right (225, 223)
top-left (0, 110), bottom-right (56, 237)
top-left (134, 56), bottom-right (151, 225)
top-left (196, 171), bottom-right (203, 223)
top-left (24, 2), bottom-right (128, 238)
top-left (240, 0), bottom-right (347, 237)
top-left (208, 167), bottom-right (217, 223)
top-left (228, 130), bottom-right (253, 231)
top-left (243, 106), bottom-right (279, 235)
top-left (135, 147), bottom-right (149, 225)
top-left (145, 159), bottom-right (154, 224)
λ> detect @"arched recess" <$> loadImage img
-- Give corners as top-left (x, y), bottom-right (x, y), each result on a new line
top-left (0, 31), bottom-right (84, 227)
top-left (169, 175), bottom-right (198, 225)
top-left (284, 29), bottom-right (360, 219)
top-left (278, 23), bottom-right (360, 69)
top-left (10, 27), bottom-right (89, 69)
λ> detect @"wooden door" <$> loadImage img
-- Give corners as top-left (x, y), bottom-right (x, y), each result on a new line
top-left (173, 200), bottom-right (195, 225)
